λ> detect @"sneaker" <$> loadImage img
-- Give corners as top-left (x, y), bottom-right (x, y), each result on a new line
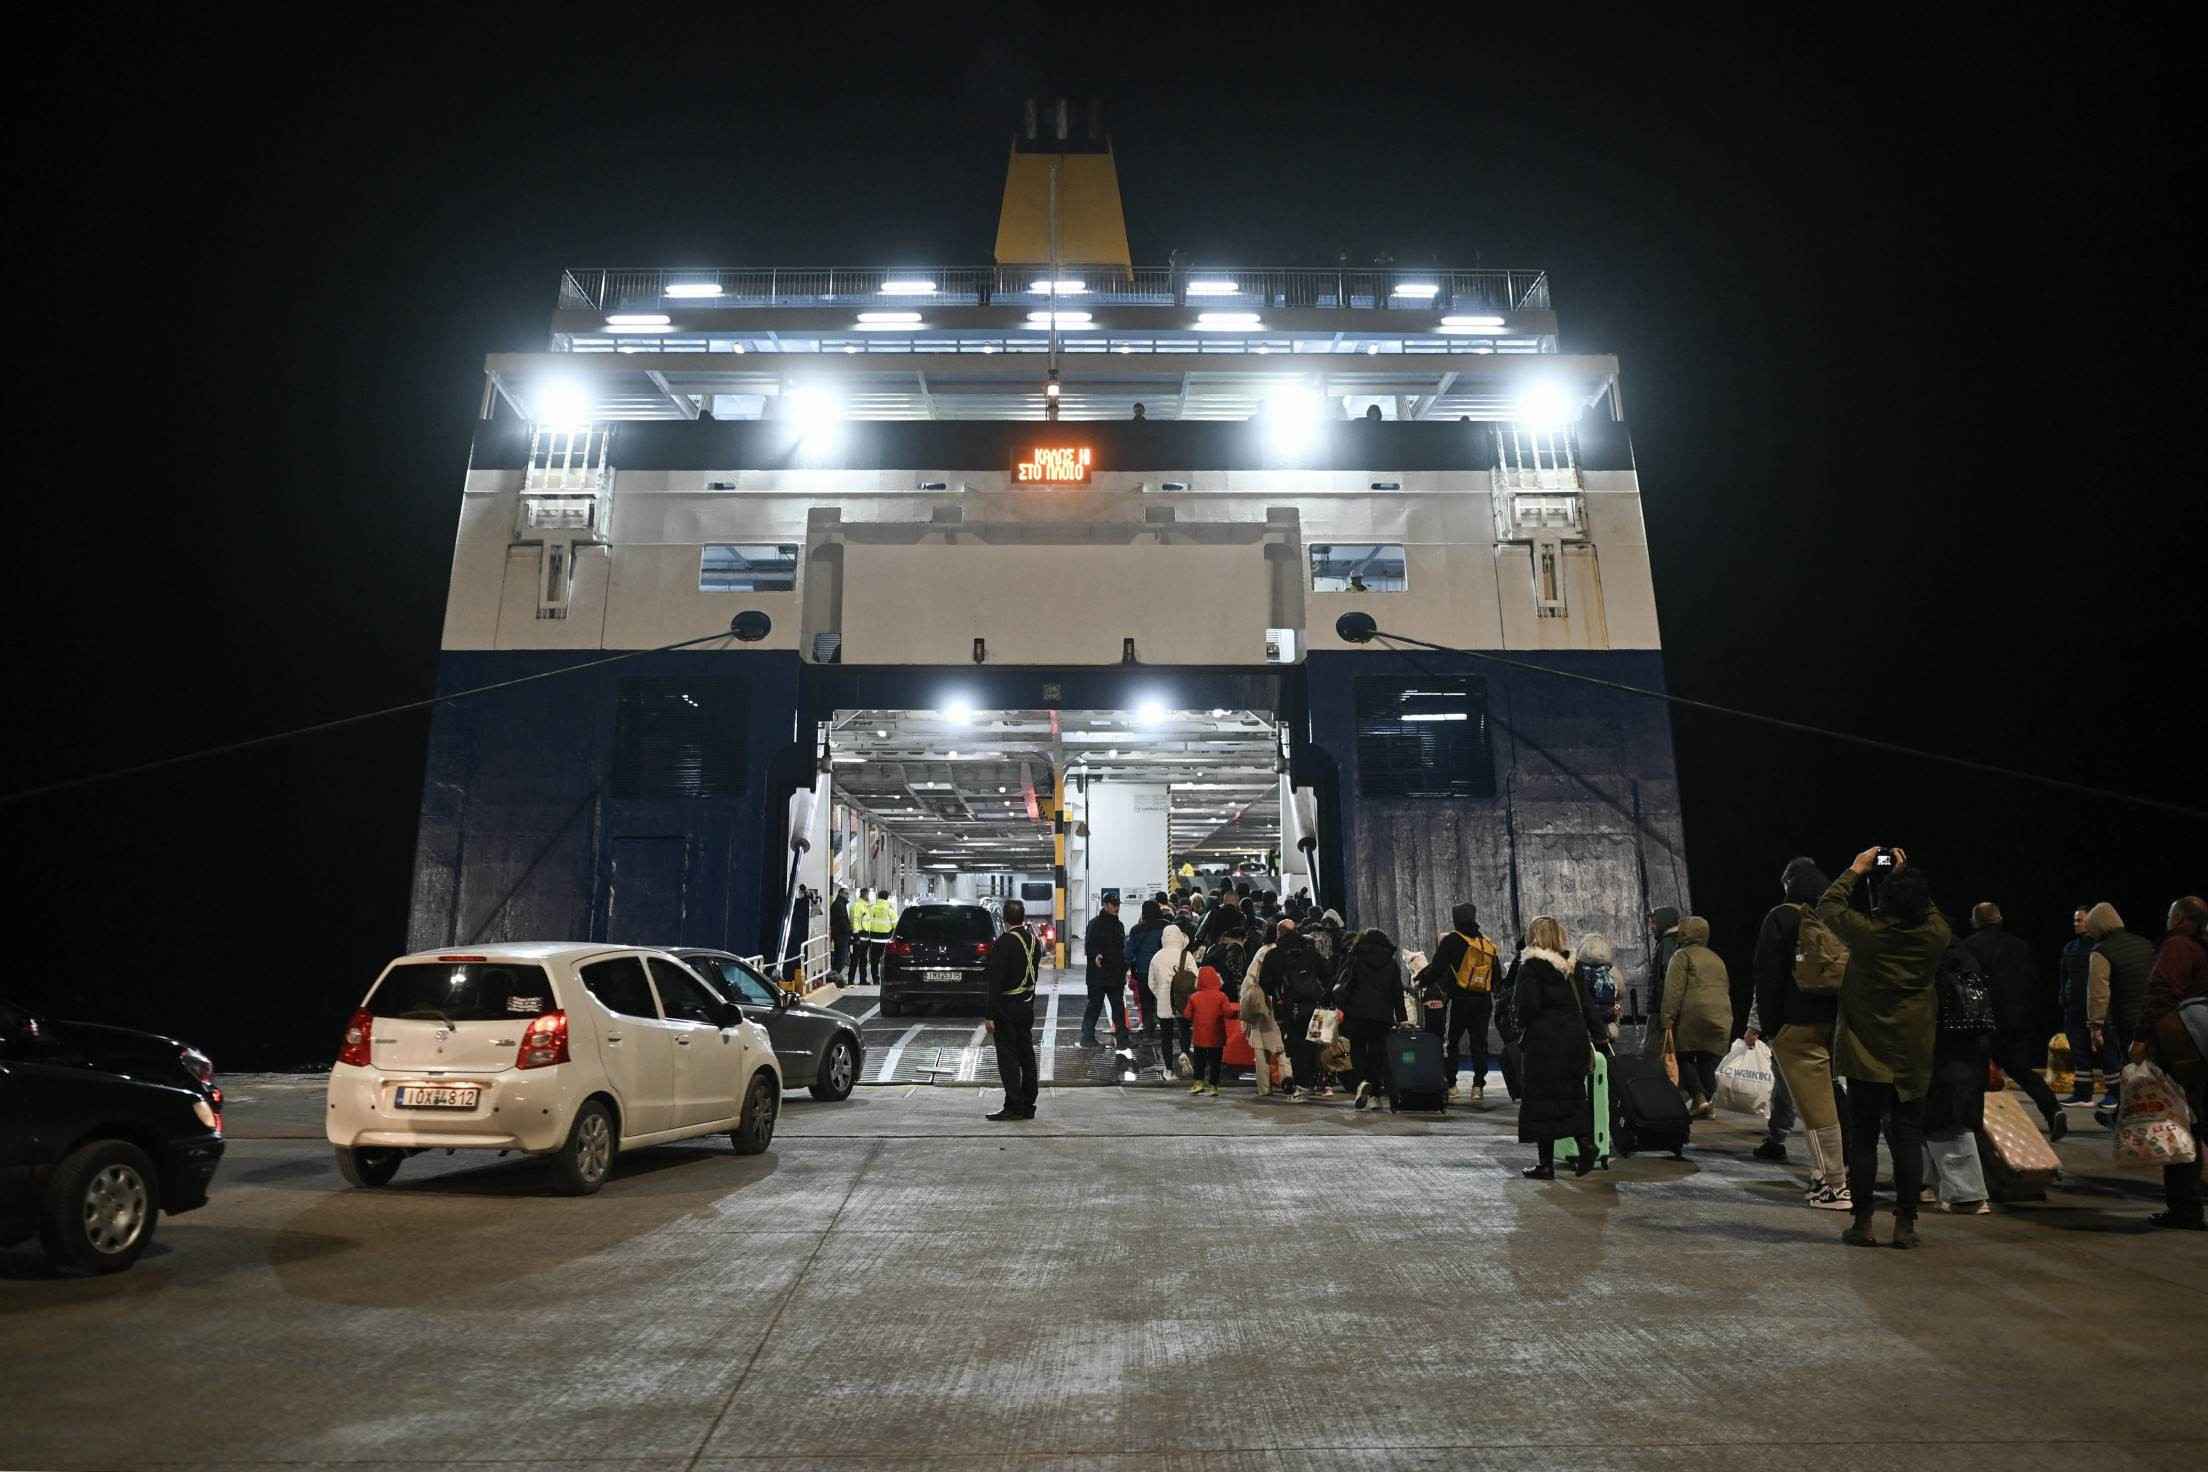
top-left (1890, 1218), bottom-right (1922, 1250)
top-left (1918, 1185), bottom-right (1938, 1204)
top-left (2147, 1210), bottom-right (2207, 1231)
top-left (1187, 1082), bottom-right (1206, 1096)
top-left (2046, 1111), bottom-right (2069, 1143)
top-left (1204, 1084), bottom-right (1221, 1097)
top-left (2065, 1087), bottom-right (2095, 1104)
top-left (1752, 1140), bottom-right (1789, 1163)
top-left (1807, 1183), bottom-right (1854, 1211)
top-left (1471, 1085), bottom-right (1485, 1104)
top-left (1318, 1086), bottom-right (1336, 1099)
top-left (1690, 1098), bottom-right (1715, 1119)
top-left (984, 1108), bottom-right (1025, 1121)
top-left (1521, 1164), bottom-right (1556, 1180)
top-left (1941, 1200), bottom-right (1992, 1215)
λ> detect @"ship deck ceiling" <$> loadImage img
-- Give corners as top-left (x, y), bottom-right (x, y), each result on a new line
top-left (830, 708), bottom-right (1282, 869)
top-left (486, 351), bottom-right (1619, 423)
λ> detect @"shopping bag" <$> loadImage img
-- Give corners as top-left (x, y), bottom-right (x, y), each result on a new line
top-left (1124, 983), bottom-right (1145, 1031)
top-left (1713, 1037), bottom-right (1776, 1120)
top-left (1307, 1007), bottom-right (1342, 1044)
top-left (2046, 1032), bottom-right (2075, 1095)
top-left (2114, 1062), bottom-right (2199, 1167)
top-left (1661, 1028), bottom-right (1679, 1087)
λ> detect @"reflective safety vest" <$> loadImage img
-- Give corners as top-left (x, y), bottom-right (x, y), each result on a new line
top-left (1004, 928), bottom-right (1038, 999)
top-left (866, 899), bottom-right (897, 936)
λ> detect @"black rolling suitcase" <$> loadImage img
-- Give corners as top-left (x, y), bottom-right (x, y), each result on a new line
top-left (1610, 1053), bottom-right (1691, 1157)
top-left (1501, 1038), bottom-right (1524, 1100)
top-left (1388, 1026), bottom-right (1450, 1112)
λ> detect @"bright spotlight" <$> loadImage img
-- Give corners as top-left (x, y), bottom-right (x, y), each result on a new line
top-left (944, 700), bottom-right (975, 725)
top-left (1260, 385), bottom-right (1322, 455)
top-left (1515, 381), bottom-right (1579, 430)
top-left (1136, 699), bottom-right (1169, 726)
top-left (532, 378), bottom-right (593, 429)
top-left (784, 386), bottom-right (841, 447)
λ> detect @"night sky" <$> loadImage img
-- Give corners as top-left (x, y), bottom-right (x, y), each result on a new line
top-left (7, 6), bottom-right (2198, 1064)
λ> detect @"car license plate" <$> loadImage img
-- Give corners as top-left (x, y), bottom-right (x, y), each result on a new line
top-left (395, 1085), bottom-right (480, 1110)
top-left (925, 970), bottom-right (963, 982)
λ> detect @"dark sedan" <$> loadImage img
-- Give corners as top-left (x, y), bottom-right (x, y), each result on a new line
top-left (0, 998), bottom-right (225, 1275)
top-left (673, 950), bottom-right (865, 1100)
top-left (878, 903), bottom-right (998, 1017)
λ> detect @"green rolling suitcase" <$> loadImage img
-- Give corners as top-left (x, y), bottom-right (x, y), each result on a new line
top-left (1554, 1047), bottom-right (1612, 1169)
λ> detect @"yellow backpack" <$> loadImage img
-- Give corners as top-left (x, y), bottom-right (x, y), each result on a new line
top-left (1452, 934), bottom-right (1498, 993)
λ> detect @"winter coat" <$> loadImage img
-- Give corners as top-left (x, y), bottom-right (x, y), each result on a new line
top-left (2059, 935), bottom-right (2095, 1013)
top-left (982, 925), bottom-right (1041, 1013)
top-left (830, 896), bottom-right (852, 941)
top-left (1419, 904), bottom-right (1501, 1002)
top-left (1644, 906), bottom-right (1683, 1016)
top-left (1753, 861), bottom-right (1839, 1034)
top-left (1334, 931), bottom-right (1405, 1025)
top-left (2088, 916), bottom-right (2155, 1039)
top-left (1148, 925), bottom-right (1193, 1020)
top-left (2143, 929), bottom-right (2208, 1056)
top-left (1084, 910), bottom-right (1126, 988)
top-left (1659, 917), bottom-right (1733, 1057)
top-left (1193, 902), bottom-right (1247, 952)
top-left (1237, 972), bottom-right (1285, 1052)
top-left (1183, 967), bottom-right (1238, 1048)
top-left (1514, 947), bottom-right (1607, 1144)
top-left (1262, 934), bottom-right (1328, 1021)
top-left (1819, 871), bottom-right (1948, 1101)
top-left (1125, 912), bottom-right (1168, 990)
top-left (1962, 924), bottom-right (2041, 1034)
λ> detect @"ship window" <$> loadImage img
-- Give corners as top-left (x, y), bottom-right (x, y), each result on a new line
top-left (612, 678), bottom-right (745, 800)
top-left (1310, 543), bottom-right (1408, 593)
top-left (1353, 676), bottom-right (1493, 799)
top-left (700, 544), bottom-right (799, 593)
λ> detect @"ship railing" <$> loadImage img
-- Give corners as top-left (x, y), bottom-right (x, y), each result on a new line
top-left (556, 266), bottom-right (1550, 315)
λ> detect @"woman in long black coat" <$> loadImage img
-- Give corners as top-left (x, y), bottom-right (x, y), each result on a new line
top-left (1514, 915), bottom-right (1610, 1179)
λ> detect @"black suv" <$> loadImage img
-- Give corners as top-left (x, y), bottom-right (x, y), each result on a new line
top-left (0, 998), bottom-right (226, 1275)
top-left (879, 904), bottom-right (998, 1017)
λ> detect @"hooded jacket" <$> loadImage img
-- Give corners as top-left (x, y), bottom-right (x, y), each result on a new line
top-left (1334, 930), bottom-right (1406, 1025)
top-left (1659, 916), bottom-right (1733, 1056)
top-left (1753, 858), bottom-right (1838, 1034)
top-left (1237, 968), bottom-right (1284, 1052)
top-left (1644, 906), bottom-right (1683, 1019)
top-left (1961, 921), bottom-right (2041, 1034)
top-left (1125, 904), bottom-right (1169, 988)
top-left (1514, 945), bottom-right (1608, 1144)
top-left (1148, 924), bottom-right (1193, 1020)
top-left (1182, 966), bottom-right (1239, 1048)
top-left (1820, 870), bottom-right (1949, 1100)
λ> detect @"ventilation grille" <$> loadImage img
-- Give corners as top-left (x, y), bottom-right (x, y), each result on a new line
top-left (1353, 676), bottom-right (1494, 799)
top-left (612, 678), bottom-right (744, 799)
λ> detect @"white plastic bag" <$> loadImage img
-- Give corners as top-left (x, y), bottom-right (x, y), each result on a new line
top-left (1307, 1007), bottom-right (1342, 1044)
top-left (2114, 1061), bottom-right (2198, 1167)
top-left (1713, 1038), bottom-right (1776, 1120)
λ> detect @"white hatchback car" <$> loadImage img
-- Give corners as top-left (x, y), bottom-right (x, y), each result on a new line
top-left (326, 944), bottom-right (781, 1194)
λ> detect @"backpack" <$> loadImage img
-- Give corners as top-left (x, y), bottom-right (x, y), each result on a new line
top-left (1209, 937), bottom-right (1249, 989)
top-left (1169, 953), bottom-right (1199, 1015)
top-left (1280, 946), bottom-right (1326, 1010)
top-left (1449, 933), bottom-right (1497, 993)
top-left (1936, 949), bottom-right (1997, 1039)
top-left (1790, 903), bottom-right (1850, 994)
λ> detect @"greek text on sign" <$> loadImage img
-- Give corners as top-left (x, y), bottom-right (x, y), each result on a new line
top-left (1014, 446), bottom-right (1094, 484)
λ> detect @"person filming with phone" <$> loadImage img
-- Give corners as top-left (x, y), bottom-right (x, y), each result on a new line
top-left (1817, 845), bottom-right (1951, 1250)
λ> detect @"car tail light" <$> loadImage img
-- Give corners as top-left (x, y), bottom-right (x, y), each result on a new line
top-left (888, 941), bottom-right (912, 958)
top-left (338, 1009), bottom-right (375, 1067)
top-left (192, 1091), bottom-right (223, 1134)
top-left (515, 1010), bottom-right (570, 1070)
top-left (974, 941), bottom-right (991, 960)
top-left (209, 1085), bottom-right (224, 1134)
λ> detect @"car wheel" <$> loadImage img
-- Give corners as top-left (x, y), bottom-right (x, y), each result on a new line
top-left (39, 1140), bottom-right (159, 1275)
top-left (549, 1099), bottom-right (616, 1196)
top-left (810, 1037), bottom-right (859, 1101)
top-left (731, 1073), bottom-right (779, 1154)
top-left (334, 1146), bottom-right (404, 1189)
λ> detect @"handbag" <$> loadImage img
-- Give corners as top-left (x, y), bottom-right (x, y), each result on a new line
top-left (1661, 1027), bottom-right (1679, 1087)
top-left (2115, 1062), bottom-right (2199, 1167)
top-left (1307, 1007), bottom-right (1343, 1044)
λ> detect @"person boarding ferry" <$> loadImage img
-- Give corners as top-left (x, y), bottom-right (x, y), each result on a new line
top-left (984, 901), bottom-right (1043, 1121)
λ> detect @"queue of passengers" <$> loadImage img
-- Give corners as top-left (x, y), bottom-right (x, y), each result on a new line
top-left (1078, 855), bottom-right (2208, 1245)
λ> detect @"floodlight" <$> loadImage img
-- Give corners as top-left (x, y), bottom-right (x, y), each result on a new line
top-left (1260, 384), bottom-right (1323, 455)
top-left (1515, 381), bottom-right (1579, 430)
top-left (944, 700), bottom-right (975, 725)
top-left (532, 378), bottom-right (593, 429)
top-left (1136, 699), bottom-right (1169, 726)
top-left (784, 386), bottom-right (841, 448)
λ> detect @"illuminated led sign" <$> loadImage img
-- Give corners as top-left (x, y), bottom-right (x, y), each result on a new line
top-left (1013, 445), bottom-right (1094, 484)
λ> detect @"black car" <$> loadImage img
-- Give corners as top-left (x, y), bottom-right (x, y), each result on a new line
top-left (672, 950), bottom-right (866, 1100)
top-left (878, 903), bottom-right (999, 1017)
top-left (0, 998), bottom-right (225, 1275)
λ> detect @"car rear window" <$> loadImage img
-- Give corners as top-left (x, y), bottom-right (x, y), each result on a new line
top-left (367, 962), bottom-right (559, 1021)
top-left (895, 906), bottom-right (994, 943)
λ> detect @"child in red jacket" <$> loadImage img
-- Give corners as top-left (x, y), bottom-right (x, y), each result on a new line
top-left (1183, 965), bottom-right (1239, 1097)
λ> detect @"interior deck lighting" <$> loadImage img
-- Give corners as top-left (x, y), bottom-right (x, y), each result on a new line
top-left (1196, 312), bottom-right (1263, 330)
top-left (879, 279), bottom-right (937, 294)
top-left (856, 311), bottom-right (924, 329)
top-left (606, 313), bottom-right (671, 326)
top-left (1389, 283), bottom-right (1441, 299)
top-left (1185, 279), bottom-right (1239, 296)
top-left (1030, 278), bottom-right (1087, 293)
top-left (664, 283), bottom-right (722, 298)
top-left (1026, 310), bottom-right (1094, 328)
top-left (1442, 315), bottom-right (1506, 327)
